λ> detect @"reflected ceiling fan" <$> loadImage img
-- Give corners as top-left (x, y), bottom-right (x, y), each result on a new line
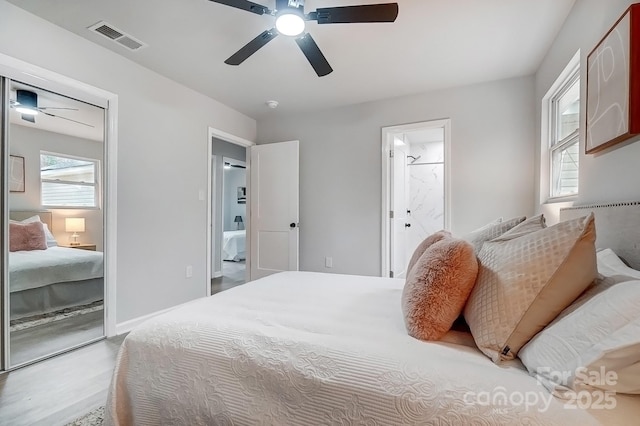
top-left (210, 0), bottom-right (399, 76)
top-left (9, 89), bottom-right (94, 128)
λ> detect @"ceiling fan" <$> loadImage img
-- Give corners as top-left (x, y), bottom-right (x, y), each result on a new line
top-left (210, 0), bottom-right (399, 76)
top-left (10, 89), bottom-right (94, 128)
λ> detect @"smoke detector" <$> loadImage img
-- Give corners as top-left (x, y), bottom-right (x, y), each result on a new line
top-left (266, 100), bottom-right (279, 109)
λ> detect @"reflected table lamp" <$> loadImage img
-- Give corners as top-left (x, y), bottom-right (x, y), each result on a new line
top-left (66, 217), bottom-right (85, 245)
top-left (234, 215), bottom-right (243, 230)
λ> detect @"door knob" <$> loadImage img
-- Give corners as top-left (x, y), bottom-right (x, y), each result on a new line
top-left (405, 223), bottom-right (411, 228)
top-left (290, 223), bottom-right (297, 228)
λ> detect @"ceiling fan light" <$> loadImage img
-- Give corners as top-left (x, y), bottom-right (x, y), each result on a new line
top-left (276, 12), bottom-right (305, 36)
top-left (15, 106), bottom-right (39, 116)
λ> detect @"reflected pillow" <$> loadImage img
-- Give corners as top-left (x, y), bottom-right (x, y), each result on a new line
top-left (11, 214), bottom-right (58, 247)
top-left (10, 221), bottom-right (47, 252)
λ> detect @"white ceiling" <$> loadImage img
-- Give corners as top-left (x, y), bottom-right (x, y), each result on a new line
top-left (8, 0), bottom-right (576, 120)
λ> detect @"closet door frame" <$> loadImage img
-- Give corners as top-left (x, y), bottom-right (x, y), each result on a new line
top-left (0, 54), bottom-right (119, 371)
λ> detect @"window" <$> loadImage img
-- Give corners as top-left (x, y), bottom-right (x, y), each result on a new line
top-left (40, 152), bottom-right (99, 208)
top-left (549, 69), bottom-right (580, 198)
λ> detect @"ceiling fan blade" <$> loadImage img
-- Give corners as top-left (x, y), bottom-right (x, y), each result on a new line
top-left (208, 0), bottom-right (270, 15)
top-left (21, 114), bottom-right (36, 123)
top-left (225, 29), bottom-right (278, 65)
top-left (309, 3), bottom-right (398, 24)
top-left (40, 111), bottom-right (95, 128)
top-left (295, 33), bottom-right (333, 77)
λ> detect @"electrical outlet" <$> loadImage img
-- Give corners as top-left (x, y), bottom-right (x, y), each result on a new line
top-left (186, 265), bottom-right (193, 278)
top-left (325, 257), bottom-right (333, 268)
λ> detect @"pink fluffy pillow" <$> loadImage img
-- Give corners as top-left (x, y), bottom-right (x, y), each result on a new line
top-left (406, 230), bottom-right (452, 275)
top-left (402, 238), bottom-right (479, 341)
top-left (10, 221), bottom-right (47, 252)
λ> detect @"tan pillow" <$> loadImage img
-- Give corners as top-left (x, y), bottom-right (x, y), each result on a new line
top-left (10, 221), bottom-right (47, 252)
top-left (464, 213), bottom-right (597, 363)
top-left (463, 216), bottom-right (526, 253)
top-left (406, 230), bottom-right (451, 275)
top-left (491, 214), bottom-right (546, 242)
top-left (402, 238), bottom-right (479, 341)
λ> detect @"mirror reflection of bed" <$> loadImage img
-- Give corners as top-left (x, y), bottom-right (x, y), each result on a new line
top-left (8, 211), bottom-right (104, 366)
top-left (212, 156), bottom-right (247, 294)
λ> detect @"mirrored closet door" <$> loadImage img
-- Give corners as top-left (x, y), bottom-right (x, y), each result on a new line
top-left (4, 79), bottom-right (106, 367)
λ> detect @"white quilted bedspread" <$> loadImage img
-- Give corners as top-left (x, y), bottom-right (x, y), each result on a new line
top-left (105, 271), bottom-right (639, 425)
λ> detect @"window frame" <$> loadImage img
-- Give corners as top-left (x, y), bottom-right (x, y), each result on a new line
top-left (40, 151), bottom-right (101, 209)
top-left (548, 66), bottom-right (580, 200)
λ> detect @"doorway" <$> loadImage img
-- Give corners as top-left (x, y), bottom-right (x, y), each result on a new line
top-left (207, 132), bottom-right (254, 295)
top-left (381, 119), bottom-right (451, 278)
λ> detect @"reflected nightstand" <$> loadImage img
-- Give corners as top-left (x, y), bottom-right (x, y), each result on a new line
top-left (60, 243), bottom-right (96, 251)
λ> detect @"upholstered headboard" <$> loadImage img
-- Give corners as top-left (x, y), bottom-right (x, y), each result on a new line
top-left (9, 210), bottom-right (53, 231)
top-left (559, 201), bottom-right (640, 270)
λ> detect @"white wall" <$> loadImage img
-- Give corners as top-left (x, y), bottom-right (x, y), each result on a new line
top-left (535, 0), bottom-right (640, 223)
top-left (0, 1), bottom-right (256, 325)
top-left (9, 125), bottom-right (104, 250)
top-left (258, 76), bottom-right (536, 276)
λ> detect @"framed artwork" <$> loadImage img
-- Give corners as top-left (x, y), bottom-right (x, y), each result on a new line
top-left (586, 4), bottom-right (640, 154)
top-left (237, 186), bottom-right (246, 204)
top-left (9, 155), bottom-right (25, 193)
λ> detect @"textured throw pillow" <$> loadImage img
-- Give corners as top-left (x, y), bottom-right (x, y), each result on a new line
top-left (463, 216), bottom-right (526, 253)
top-left (11, 215), bottom-right (58, 247)
top-left (519, 280), bottom-right (640, 395)
top-left (406, 230), bottom-right (452, 275)
top-left (402, 238), bottom-right (479, 341)
top-left (464, 213), bottom-right (597, 363)
top-left (490, 214), bottom-right (546, 242)
top-left (10, 221), bottom-right (48, 252)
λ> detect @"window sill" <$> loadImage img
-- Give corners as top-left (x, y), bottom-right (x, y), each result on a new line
top-left (545, 194), bottom-right (578, 204)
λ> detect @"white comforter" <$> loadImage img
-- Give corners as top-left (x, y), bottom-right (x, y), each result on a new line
top-left (9, 246), bottom-right (103, 292)
top-left (106, 271), bottom-right (639, 425)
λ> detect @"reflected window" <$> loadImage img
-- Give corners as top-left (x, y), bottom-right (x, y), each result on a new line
top-left (40, 152), bottom-right (99, 208)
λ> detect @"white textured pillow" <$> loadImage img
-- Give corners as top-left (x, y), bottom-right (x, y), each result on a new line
top-left (463, 216), bottom-right (525, 254)
top-left (597, 248), bottom-right (640, 279)
top-left (519, 280), bottom-right (640, 395)
top-left (464, 214), bottom-right (597, 362)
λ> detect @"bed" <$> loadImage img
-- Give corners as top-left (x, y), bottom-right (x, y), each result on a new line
top-left (222, 229), bottom-right (246, 261)
top-left (9, 211), bottom-right (104, 320)
top-left (106, 202), bottom-right (640, 425)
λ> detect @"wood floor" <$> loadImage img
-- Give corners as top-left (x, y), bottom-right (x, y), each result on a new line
top-left (0, 335), bottom-right (125, 426)
top-left (211, 260), bottom-right (246, 294)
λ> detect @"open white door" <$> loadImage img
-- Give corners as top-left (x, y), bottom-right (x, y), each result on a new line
top-left (390, 145), bottom-right (410, 278)
top-left (250, 140), bottom-right (299, 279)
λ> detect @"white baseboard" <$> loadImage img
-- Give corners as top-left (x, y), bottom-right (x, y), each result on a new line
top-left (115, 305), bottom-right (176, 336)
top-left (213, 270), bottom-right (222, 278)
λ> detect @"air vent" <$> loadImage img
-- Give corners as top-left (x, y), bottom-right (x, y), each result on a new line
top-left (116, 36), bottom-right (144, 50)
top-left (87, 21), bottom-right (148, 51)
